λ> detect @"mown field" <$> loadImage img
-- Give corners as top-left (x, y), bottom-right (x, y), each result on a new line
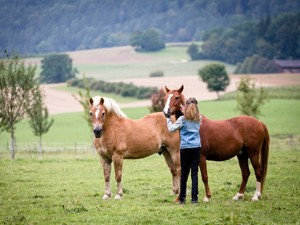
top-left (26, 45), bottom-right (236, 80)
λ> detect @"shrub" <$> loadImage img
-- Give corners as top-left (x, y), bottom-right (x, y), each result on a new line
top-left (67, 78), bottom-right (157, 99)
top-left (149, 70), bottom-right (164, 77)
top-left (149, 88), bottom-right (166, 112)
top-left (234, 55), bottom-right (282, 74)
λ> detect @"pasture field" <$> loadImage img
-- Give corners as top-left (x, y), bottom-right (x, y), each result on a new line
top-left (0, 147), bottom-right (299, 224)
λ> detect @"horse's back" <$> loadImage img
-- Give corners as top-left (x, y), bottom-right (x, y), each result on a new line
top-left (202, 115), bottom-right (266, 160)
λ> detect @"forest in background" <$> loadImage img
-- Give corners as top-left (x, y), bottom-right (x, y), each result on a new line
top-left (1, 0), bottom-right (300, 55)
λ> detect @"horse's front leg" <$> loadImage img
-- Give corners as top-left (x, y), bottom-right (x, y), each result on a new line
top-left (199, 154), bottom-right (211, 202)
top-left (162, 149), bottom-right (180, 195)
top-left (112, 153), bottom-right (124, 199)
top-left (100, 156), bottom-right (112, 199)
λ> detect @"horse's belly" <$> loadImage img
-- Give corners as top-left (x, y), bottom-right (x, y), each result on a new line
top-left (206, 153), bottom-right (236, 161)
top-left (123, 144), bottom-right (160, 159)
top-left (204, 144), bottom-right (242, 161)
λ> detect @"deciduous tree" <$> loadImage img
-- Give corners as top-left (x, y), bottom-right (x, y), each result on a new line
top-left (40, 54), bottom-right (78, 84)
top-left (28, 89), bottom-right (54, 159)
top-left (0, 51), bottom-right (39, 159)
top-left (198, 63), bottom-right (230, 100)
top-left (236, 76), bottom-right (268, 118)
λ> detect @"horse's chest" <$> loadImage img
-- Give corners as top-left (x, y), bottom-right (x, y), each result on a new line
top-left (95, 138), bottom-right (115, 158)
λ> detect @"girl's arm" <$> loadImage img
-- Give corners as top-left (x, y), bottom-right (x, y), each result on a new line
top-left (166, 116), bottom-right (184, 132)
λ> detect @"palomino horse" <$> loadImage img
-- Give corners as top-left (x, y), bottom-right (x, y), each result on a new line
top-left (163, 85), bottom-right (270, 201)
top-left (89, 96), bottom-right (180, 199)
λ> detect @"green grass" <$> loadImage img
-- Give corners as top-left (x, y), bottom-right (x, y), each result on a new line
top-left (221, 86), bottom-right (300, 101)
top-left (0, 148), bottom-right (299, 224)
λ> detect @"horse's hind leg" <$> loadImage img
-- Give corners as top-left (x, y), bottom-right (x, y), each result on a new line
top-left (100, 156), bottom-right (112, 199)
top-left (162, 149), bottom-right (180, 195)
top-left (112, 154), bottom-right (124, 199)
top-left (233, 154), bottom-right (250, 200)
top-left (249, 154), bottom-right (262, 201)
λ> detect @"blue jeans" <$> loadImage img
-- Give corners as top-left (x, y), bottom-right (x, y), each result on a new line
top-left (179, 147), bottom-right (200, 202)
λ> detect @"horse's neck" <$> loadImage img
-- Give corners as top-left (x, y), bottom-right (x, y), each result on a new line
top-left (103, 113), bottom-right (124, 130)
top-left (175, 111), bottom-right (183, 120)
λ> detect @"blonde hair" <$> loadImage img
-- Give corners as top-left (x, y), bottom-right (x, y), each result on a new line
top-left (184, 98), bottom-right (201, 122)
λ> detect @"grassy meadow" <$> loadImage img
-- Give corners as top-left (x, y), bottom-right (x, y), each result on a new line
top-left (0, 143), bottom-right (299, 224)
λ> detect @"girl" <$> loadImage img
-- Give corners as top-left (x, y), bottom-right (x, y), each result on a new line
top-left (165, 97), bottom-right (201, 204)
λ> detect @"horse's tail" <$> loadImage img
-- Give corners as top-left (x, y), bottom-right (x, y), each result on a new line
top-left (260, 123), bottom-right (270, 194)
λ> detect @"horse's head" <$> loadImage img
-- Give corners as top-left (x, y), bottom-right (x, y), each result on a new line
top-left (163, 85), bottom-right (185, 118)
top-left (89, 97), bottom-right (106, 138)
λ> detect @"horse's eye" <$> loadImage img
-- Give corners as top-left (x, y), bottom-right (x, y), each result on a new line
top-left (175, 96), bottom-right (179, 100)
top-left (102, 112), bottom-right (105, 117)
top-left (89, 112), bottom-right (93, 116)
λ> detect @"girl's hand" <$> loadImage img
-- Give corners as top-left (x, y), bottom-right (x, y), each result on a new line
top-left (180, 104), bottom-right (185, 114)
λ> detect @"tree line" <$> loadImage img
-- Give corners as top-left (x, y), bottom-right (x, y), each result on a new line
top-left (187, 11), bottom-right (300, 67)
top-left (1, 0), bottom-right (299, 55)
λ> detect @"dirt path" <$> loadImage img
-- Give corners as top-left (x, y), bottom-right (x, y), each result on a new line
top-left (43, 74), bottom-right (300, 115)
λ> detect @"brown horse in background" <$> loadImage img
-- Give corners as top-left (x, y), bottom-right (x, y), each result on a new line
top-left (163, 85), bottom-right (270, 201)
top-left (89, 96), bottom-right (180, 199)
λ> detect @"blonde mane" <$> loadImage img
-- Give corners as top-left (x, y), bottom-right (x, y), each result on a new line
top-left (92, 96), bottom-right (127, 118)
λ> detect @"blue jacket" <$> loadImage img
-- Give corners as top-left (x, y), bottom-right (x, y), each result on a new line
top-left (167, 116), bottom-right (201, 149)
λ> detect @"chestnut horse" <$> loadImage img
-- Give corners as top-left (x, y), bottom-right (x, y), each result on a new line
top-left (163, 85), bottom-right (270, 201)
top-left (89, 96), bottom-right (180, 199)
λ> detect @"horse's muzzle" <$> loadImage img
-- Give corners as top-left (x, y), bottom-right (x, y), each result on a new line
top-left (164, 109), bottom-right (171, 118)
top-left (94, 127), bottom-right (103, 138)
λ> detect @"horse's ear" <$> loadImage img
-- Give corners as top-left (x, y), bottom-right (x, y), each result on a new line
top-left (178, 85), bottom-right (184, 94)
top-left (165, 86), bottom-right (170, 93)
top-left (100, 97), bottom-right (104, 105)
top-left (89, 98), bottom-right (94, 106)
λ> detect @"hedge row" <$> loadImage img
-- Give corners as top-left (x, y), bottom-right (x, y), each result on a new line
top-left (67, 78), bottom-right (158, 99)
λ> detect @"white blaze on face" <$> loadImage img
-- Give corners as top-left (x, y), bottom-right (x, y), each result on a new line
top-left (163, 94), bottom-right (173, 115)
top-left (95, 107), bottom-right (100, 119)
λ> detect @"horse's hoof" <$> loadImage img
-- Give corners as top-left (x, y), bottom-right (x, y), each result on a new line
top-left (251, 192), bottom-right (261, 201)
top-left (173, 196), bottom-right (180, 203)
top-left (102, 193), bottom-right (111, 200)
top-left (171, 190), bottom-right (179, 195)
top-left (114, 194), bottom-right (122, 200)
top-left (232, 193), bottom-right (244, 201)
top-left (203, 196), bottom-right (210, 202)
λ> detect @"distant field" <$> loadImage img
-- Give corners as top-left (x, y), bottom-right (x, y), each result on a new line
top-left (73, 46), bottom-right (236, 80)
top-left (55, 85), bottom-right (143, 103)
top-left (221, 86), bottom-right (300, 100)
top-left (1, 99), bottom-right (299, 153)
top-left (25, 45), bottom-right (236, 81)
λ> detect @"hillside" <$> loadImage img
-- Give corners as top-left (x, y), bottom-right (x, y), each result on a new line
top-left (1, 0), bottom-right (300, 55)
